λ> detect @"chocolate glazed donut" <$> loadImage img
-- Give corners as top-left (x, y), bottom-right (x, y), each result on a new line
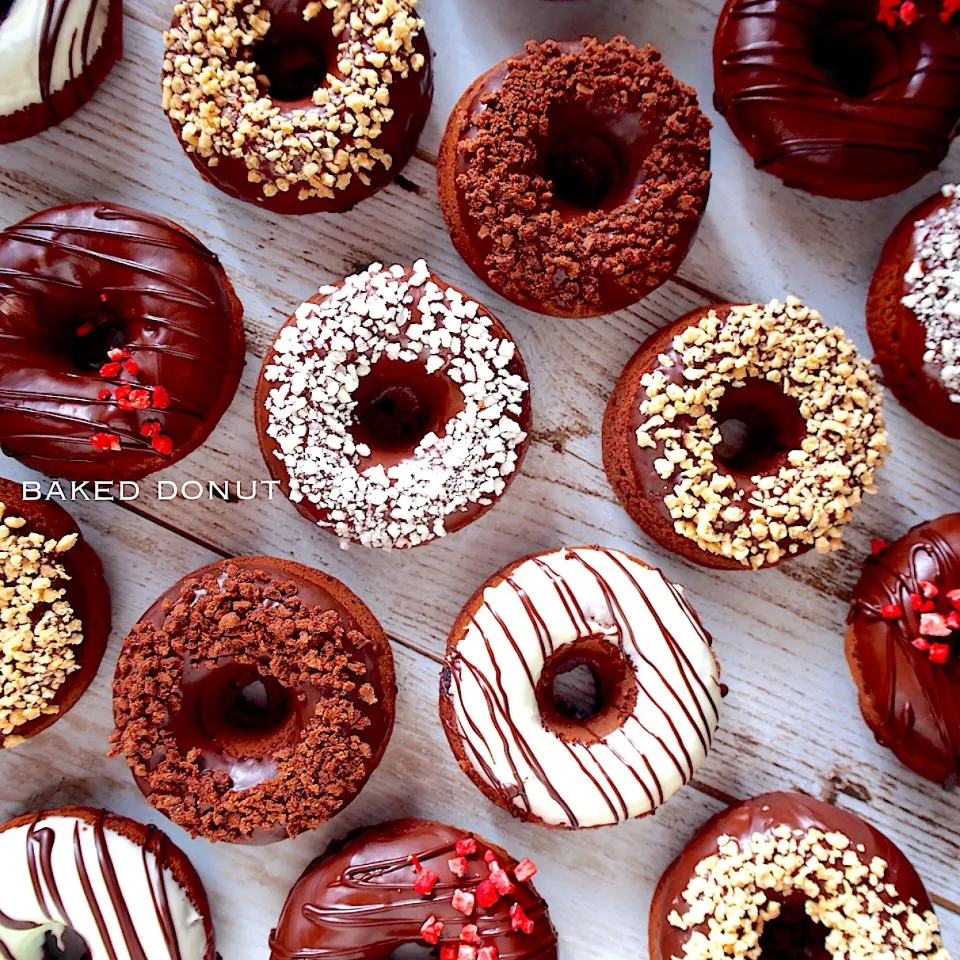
top-left (0, 203), bottom-right (245, 481)
top-left (846, 515), bottom-right (960, 786)
top-left (714, 0), bottom-right (960, 200)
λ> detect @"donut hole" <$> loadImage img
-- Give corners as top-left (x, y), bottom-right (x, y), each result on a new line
top-left (536, 636), bottom-right (638, 741)
top-left (540, 105), bottom-right (651, 214)
top-left (69, 310), bottom-right (127, 371)
top-left (35, 925), bottom-right (91, 960)
top-left (252, 3), bottom-right (335, 105)
top-left (758, 899), bottom-right (829, 960)
top-left (351, 357), bottom-right (463, 463)
top-left (809, 11), bottom-right (901, 99)
top-left (713, 379), bottom-right (806, 476)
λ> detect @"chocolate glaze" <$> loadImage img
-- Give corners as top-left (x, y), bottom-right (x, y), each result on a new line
top-left (269, 819), bottom-right (558, 960)
top-left (846, 514), bottom-right (960, 786)
top-left (0, 203), bottom-right (245, 481)
top-left (651, 792), bottom-right (937, 960)
top-left (713, 0), bottom-right (960, 200)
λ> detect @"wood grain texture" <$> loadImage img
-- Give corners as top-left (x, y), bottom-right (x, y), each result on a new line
top-left (0, 0), bottom-right (958, 956)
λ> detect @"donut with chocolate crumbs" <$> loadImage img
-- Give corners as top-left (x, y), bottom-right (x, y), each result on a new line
top-left (867, 184), bottom-right (960, 438)
top-left (0, 202), bottom-right (246, 481)
top-left (650, 792), bottom-right (950, 960)
top-left (0, 477), bottom-right (110, 751)
top-left (0, 805), bottom-right (215, 960)
top-left (162, 0), bottom-right (433, 215)
top-left (439, 546), bottom-right (723, 830)
top-left (255, 261), bottom-right (532, 550)
top-left (846, 514), bottom-right (960, 786)
top-left (437, 36), bottom-right (712, 319)
top-left (109, 557), bottom-right (395, 845)
top-left (269, 819), bottom-right (558, 960)
top-left (603, 299), bottom-right (889, 570)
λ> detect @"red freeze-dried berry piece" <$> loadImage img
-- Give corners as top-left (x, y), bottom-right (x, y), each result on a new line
top-left (107, 347), bottom-right (130, 361)
top-left (97, 388), bottom-right (111, 401)
top-left (460, 925), bottom-right (481, 945)
top-left (452, 889), bottom-right (475, 916)
top-left (514, 858), bottom-right (537, 882)
top-left (913, 637), bottom-right (931, 652)
top-left (448, 857), bottom-right (468, 878)
top-left (152, 433), bottom-right (174, 456)
top-left (920, 612), bottom-right (952, 637)
top-left (910, 593), bottom-right (935, 613)
top-left (945, 0), bottom-right (960, 23)
top-left (152, 385), bottom-right (171, 409)
top-left (456, 837), bottom-right (477, 857)
top-left (918, 580), bottom-right (939, 599)
top-left (870, 538), bottom-right (888, 555)
top-left (929, 643), bottom-right (951, 665)
top-left (899, 0), bottom-right (918, 23)
top-left (440, 949), bottom-right (457, 960)
top-left (947, 588), bottom-right (960, 610)
top-left (880, 603), bottom-right (903, 620)
top-left (478, 948), bottom-right (499, 960)
top-left (129, 389), bottom-right (151, 409)
top-left (490, 868), bottom-right (515, 896)
top-left (420, 917), bottom-right (443, 945)
top-left (510, 902), bottom-right (535, 934)
top-left (122, 359), bottom-right (139, 376)
top-left (140, 421), bottom-right (161, 439)
top-left (75, 321), bottom-right (95, 337)
top-left (457, 947), bottom-right (477, 960)
top-left (475, 880), bottom-right (499, 909)
top-left (414, 869), bottom-right (440, 896)
top-left (99, 361), bottom-right (122, 378)
top-left (90, 432), bottom-right (121, 452)
top-left (947, 610), bottom-right (960, 630)
top-left (484, 849), bottom-right (496, 864)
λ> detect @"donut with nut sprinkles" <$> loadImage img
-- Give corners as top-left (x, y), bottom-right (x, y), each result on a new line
top-left (440, 546), bottom-right (723, 829)
top-left (162, 0), bottom-right (434, 214)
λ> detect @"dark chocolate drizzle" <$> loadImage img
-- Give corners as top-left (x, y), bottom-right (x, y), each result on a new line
top-left (847, 514), bottom-right (960, 785)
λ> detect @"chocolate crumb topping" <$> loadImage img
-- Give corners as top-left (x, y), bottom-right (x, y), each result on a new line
top-left (452, 37), bottom-right (711, 315)
top-left (110, 562), bottom-right (381, 843)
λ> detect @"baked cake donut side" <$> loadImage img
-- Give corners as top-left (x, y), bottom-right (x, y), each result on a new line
top-left (162, 0), bottom-right (433, 215)
top-left (0, 0), bottom-right (123, 144)
top-left (0, 805), bottom-right (215, 960)
top-left (110, 557), bottom-right (395, 844)
top-left (0, 203), bottom-right (246, 481)
top-left (868, 184), bottom-right (960, 439)
top-left (714, 0), bottom-right (960, 200)
top-left (255, 261), bottom-right (532, 549)
top-left (650, 792), bottom-right (950, 960)
top-left (846, 514), bottom-right (960, 786)
top-left (438, 36), bottom-right (711, 318)
top-left (603, 299), bottom-right (889, 570)
top-left (269, 819), bottom-right (558, 960)
top-left (440, 546), bottom-right (723, 830)
top-left (0, 477), bottom-right (111, 750)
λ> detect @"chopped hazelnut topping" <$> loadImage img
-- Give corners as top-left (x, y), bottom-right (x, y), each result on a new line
top-left (635, 299), bottom-right (889, 568)
top-left (668, 826), bottom-right (950, 960)
top-left (0, 506), bottom-right (83, 743)
top-left (162, 0), bottom-right (425, 202)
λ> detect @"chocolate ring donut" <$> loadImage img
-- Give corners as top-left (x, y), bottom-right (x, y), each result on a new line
top-left (0, 0), bottom-right (123, 144)
top-left (255, 261), bottom-right (531, 549)
top-left (650, 792), bottom-right (949, 960)
top-left (162, 0), bottom-right (433, 215)
top-left (603, 299), bottom-right (889, 570)
top-left (0, 806), bottom-right (215, 960)
top-left (437, 37), bottom-right (711, 318)
top-left (439, 546), bottom-right (723, 829)
top-left (714, 0), bottom-right (960, 200)
top-left (269, 819), bottom-right (558, 960)
top-left (846, 514), bottom-right (960, 786)
top-left (0, 202), bottom-right (246, 482)
top-left (110, 557), bottom-right (395, 844)
top-left (0, 477), bottom-right (111, 750)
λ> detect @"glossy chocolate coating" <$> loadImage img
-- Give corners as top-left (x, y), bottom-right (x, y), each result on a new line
top-left (847, 515), bottom-right (960, 786)
top-left (269, 819), bottom-right (558, 960)
top-left (651, 792), bottom-right (936, 960)
top-left (714, 0), bottom-right (960, 200)
top-left (0, 203), bottom-right (245, 481)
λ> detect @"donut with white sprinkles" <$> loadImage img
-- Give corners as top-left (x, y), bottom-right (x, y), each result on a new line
top-left (255, 262), bottom-right (532, 549)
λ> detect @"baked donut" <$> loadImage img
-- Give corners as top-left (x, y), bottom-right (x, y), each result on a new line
top-left (255, 261), bottom-right (531, 549)
top-left (713, 0), bottom-right (960, 201)
top-left (847, 514), bottom-right (960, 786)
top-left (603, 299), bottom-right (889, 570)
top-left (0, 477), bottom-right (110, 750)
top-left (0, 0), bottom-right (122, 144)
top-left (0, 203), bottom-right (246, 482)
top-left (269, 819), bottom-right (557, 960)
top-left (437, 37), bottom-right (711, 318)
top-left (868, 184), bottom-right (960, 438)
top-left (162, 0), bottom-right (433, 215)
top-left (0, 806), bottom-right (214, 960)
top-left (650, 792), bottom-right (949, 960)
top-left (439, 546), bottom-right (724, 830)
top-left (109, 557), bottom-right (395, 844)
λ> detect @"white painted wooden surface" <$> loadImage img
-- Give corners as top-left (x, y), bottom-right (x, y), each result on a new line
top-left (1, 0), bottom-right (959, 958)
